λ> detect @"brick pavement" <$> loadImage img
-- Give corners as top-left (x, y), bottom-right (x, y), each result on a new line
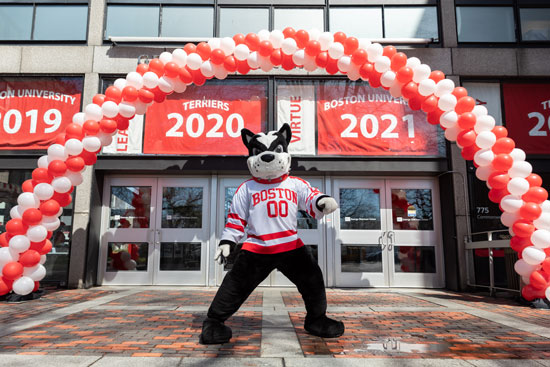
top-left (282, 291), bottom-right (441, 308)
top-left (105, 290), bottom-right (263, 307)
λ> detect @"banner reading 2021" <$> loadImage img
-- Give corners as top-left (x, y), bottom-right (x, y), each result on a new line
top-left (0, 77), bottom-right (83, 150)
top-left (317, 82), bottom-right (440, 156)
top-left (143, 81), bottom-right (267, 155)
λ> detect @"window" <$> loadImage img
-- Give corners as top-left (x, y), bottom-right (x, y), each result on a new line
top-left (219, 7), bottom-right (269, 37)
top-left (161, 6), bottom-right (214, 38)
top-left (106, 5), bottom-right (159, 38)
top-left (0, 4), bottom-right (87, 41)
top-left (456, 6), bottom-right (516, 42)
top-left (520, 8), bottom-right (550, 41)
top-left (274, 8), bottom-right (324, 32)
top-left (329, 7), bottom-right (383, 39)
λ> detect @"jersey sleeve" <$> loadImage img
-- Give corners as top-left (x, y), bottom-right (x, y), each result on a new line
top-left (220, 183), bottom-right (250, 244)
top-left (296, 178), bottom-right (327, 220)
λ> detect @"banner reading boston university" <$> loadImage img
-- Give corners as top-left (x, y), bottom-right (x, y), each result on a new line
top-left (0, 77), bottom-right (83, 150)
top-left (143, 80), bottom-right (267, 155)
top-left (317, 81), bottom-right (441, 156)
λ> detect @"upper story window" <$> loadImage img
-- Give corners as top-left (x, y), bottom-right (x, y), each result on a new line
top-left (520, 8), bottom-right (550, 41)
top-left (219, 8), bottom-right (269, 37)
top-left (0, 3), bottom-right (88, 41)
top-left (273, 8), bottom-right (324, 32)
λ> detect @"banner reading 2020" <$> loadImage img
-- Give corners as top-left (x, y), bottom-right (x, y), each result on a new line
top-left (143, 81), bottom-right (267, 155)
top-left (0, 77), bottom-right (83, 150)
top-left (317, 82), bottom-right (440, 156)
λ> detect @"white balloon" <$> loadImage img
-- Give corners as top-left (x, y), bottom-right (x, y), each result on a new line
top-left (510, 148), bottom-right (526, 162)
top-left (435, 79), bottom-right (455, 97)
top-left (501, 195), bottom-right (524, 213)
top-left (23, 264), bottom-right (46, 281)
top-left (522, 275), bottom-right (531, 284)
top-left (207, 37), bottom-right (221, 50)
top-left (126, 71), bottom-right (144, 89)
top-left (389, 82), bottom-right (403, 98)
top-left (134, 100), bottom-right (148, 115)
top-left (42, 218), bottom-right (60, 231)
top-left (124, 259), bottom-right (137, 270)
top-left (268, 31), bottom-right (284, 48)
top-left (213, 64), bottom-right (229, 80)
top-left (8, 235), bottom-right (30, 253)
top-left (531, 229), bottom-right (550, 249)
top-left (374, 56), bottom-right (391, 73)
top-left (173, 79), bottom-right (187, 93)
top-left (319, 32), bottom-right (334, 51)
top-left (260, 56), bottom-right (274, 72)
top-left (418, 79), bottom-right (436, 96)
top-left (472, 105), bottom-right (488, 117)
top-left (47, 144), bottom-right (68, 161)
top-left (37, 155), bottom-right (49, 168)
top-left (142, 72), bottom-right (159, 89)
top-left (234, 44), bottom-right (250, 60)
top-left (514, 259), bottom-right (537, 276)
top-left (281, 38), bottom-right (297, 55)
top-left (534, 212), bottom-right (550, 230)
top-left (257, 29), bottom-right (270, 41)
top-left (292, 50), bottom-right (306, 66)
top-left (26, 225), bottom-right (47, 243)
top-left (33, 183), bottom-right (54, 201)
top-left (337, 56), bottom-right (352, 72)
top-left (380, 71), bottom-right (396, 88)
top-left (158, 77), bottom-right (174, 93)
top-left (52, 177), bottom-right (72, 194)
top-left (12, 276), bottom-right (35, 296)
top-left (101, 101), bottom-right (119, 118)
top-left (438, 93), bottom-right (457, 111)
top-left (247, 52), bottom-right (261, 69)
top-left (474, 115), bottom-right (496, 133)
top-left (444, 125), bottom-right (460, 142)
top-left (412, 64), bottom-right (431, 83)
top-left (83, 136), bottom-right (101, 152)
top-left (65, 139), bottom-right (83, 156)
top-left (328, 42), bottom-right (345, 59)
top-left (473, 149), bottom-right (494, 167)
top-left (507, 177), bottom-right (530, 196)
top-left (509, 161), bottom-right (532, 179)
top-left (308, 28), bottom-right (321, 41)
top-left (119, 102), bottom-right (136, 118)
top-left (358, 38), bottom-right (371, 51)
top-left (200, 61), bottom-right (215, 78)
top-left (84, 103), bottom-right (103, 121)
top-left (18, 192), bottom-right (40, 209)
top-left (10, 205), bottom-right (23, 219)
top-left (72, 112), bottom-right (85, 126)
top-left (98, 132), bottom-right (113, 147)
top-left (440, 111), bottom-right (458, 129)
top-left (186, 53), bottom-right (202, 70)
top-left (347, 66), bottom-right (360, 81)
top-left (501, 211), bottom-right (520, 227)
top-left (405, 57), bottom-right (421, 69)
top-left (40, 255), bottom-right (47, 265)
top-left (541, 200), bottom-right (550, 213)
top-left (171, 49), bottom-right (187, 67)
top-left (159, 51), bottom-right (172, 64)
top-left (113, 78), bottom-right (127, 90)
top-left (366, 43), bottom-right (383, 62)
top-left (65, 171), bottom-right (84, 186)
top-left (0, 247), bottom-right (18, 265)
top-left (475, 165), bottom-right (493, 181)
top-left (522, 246), bottom-right (546, 265)
top-left (475, 131), bottom-right (496, 149)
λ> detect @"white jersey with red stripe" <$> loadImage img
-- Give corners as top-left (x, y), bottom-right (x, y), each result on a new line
top-left (222, 174), bottom-right (326, 254)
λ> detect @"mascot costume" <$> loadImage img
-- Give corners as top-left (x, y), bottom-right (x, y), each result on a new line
top-left (199, 123), bottom-right (345, 344)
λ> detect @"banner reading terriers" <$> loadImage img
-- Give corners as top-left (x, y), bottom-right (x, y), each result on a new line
top-left (317, 81), bottom-right (440, 156)
top-left (0, 77), bottom-right (83, 150)
top-left (143, 80), bottom-right (267, 155)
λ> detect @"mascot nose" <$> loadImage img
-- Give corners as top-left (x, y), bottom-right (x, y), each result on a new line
top-left (261, 153), bottom-right (275, 162)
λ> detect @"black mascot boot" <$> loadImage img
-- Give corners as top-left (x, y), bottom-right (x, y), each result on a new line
top-left (304, 315), bottom-right (345, 338)
top-left (199, 317), bottom-right (232, 344)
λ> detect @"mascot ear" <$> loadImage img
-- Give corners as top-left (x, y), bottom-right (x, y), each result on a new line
top-left (278, 123), bottom-right (292, 145)
top-left (241, 128), bottom-right (255, 148)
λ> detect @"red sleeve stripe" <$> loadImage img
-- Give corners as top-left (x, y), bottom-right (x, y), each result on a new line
top-left (227, 213), bottom-right (247, 226)
top-left (242, 239), bottom-right (304, 254)
top-left (247, 229), bottom-right (298, 241)
top-left (225, 222), bottom-right (245, 232)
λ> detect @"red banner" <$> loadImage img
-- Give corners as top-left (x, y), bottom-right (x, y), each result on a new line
top-left (502, 83), bottom-right (550, 155)
top-left (143, 82), bottom-right (266, 155)
top-left (317, 83), bottom-right (440, 156)
top-left (0, 77), bottom-right (83, 150)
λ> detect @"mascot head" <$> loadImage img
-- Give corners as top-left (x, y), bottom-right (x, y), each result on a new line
top-left (241, 124), bottom-right (292, 180)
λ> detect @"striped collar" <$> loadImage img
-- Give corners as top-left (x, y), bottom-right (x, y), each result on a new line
top-left (252, 174), bottom-right (289, 184)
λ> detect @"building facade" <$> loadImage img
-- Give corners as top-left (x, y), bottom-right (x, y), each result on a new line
top-left (0, 0), bottom-right (548, 291)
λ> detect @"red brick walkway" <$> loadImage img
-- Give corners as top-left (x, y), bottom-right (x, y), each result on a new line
top-left (105, 290), bottom-right (263, 307)
top-left (282, 291), bottom-right (441, 307)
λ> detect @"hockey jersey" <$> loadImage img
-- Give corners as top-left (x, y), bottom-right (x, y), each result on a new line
top-left (222, 174), bottom-right (327, 254)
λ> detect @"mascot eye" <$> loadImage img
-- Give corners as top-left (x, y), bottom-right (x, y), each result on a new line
top-left (274, 145), bottom-right (284, 153)
top-left (252, 147), bottom-right (262, 156)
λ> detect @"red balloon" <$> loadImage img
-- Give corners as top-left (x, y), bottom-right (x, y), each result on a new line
top-left (0, 232), bottom-right (9, 247)
top-left (421, 96), bottom-right (439, 113)
top-left (224, 56), bottom-right (237, 72)
top-left (390, 52), bottom-right (407, 71)
top-left (452, 87), bottom-right (468, 100)
top-left (233, 33), bottom-right (245, 45)
top-left (457, 129), bottom-right (477, 148)
top-left (369, 72), bottom-right (381, 88)
top-left (525, 173), bottom-right (543, 188)
top-left (401, 82), bottom-right (418, 99)
top-left (105, 86), bottom-right (122, 103)
top-left (40, 199), bottom-right (61, 217)
top-left (29, 239), bottom-right (46, 252)
top-left (32, 168), bottom-right (53, 184)
top-left (116, 116), bottom-right (130, 131)
top-left (2, 262), bottom-right (23, 280)
top-left (315, 51), bottom-right (329, 68)
top-left (92, 94), bottom-right (105, 106)
top-left (6, 219), bottom-right (28, 236)
top-left (455, 96), bottom-right (475, 114)
top-left (55, 133), bottom-right (66, 145)
top-left (282, 27), bottom-right (296, 38)
top-left (83, 120), bottom-right (100, 135)
top-left (0, 277), bottom-right (11, 296)
top-left (408, 96), bottom-right (424, 111)
top-left (427, 110), bottom-right (444, 126)
top-left (179, 67), bottom-right (193, 84)
top-left (65, 156), bottom-right (85, 173)
top-left (382, 46), bottom-right (397, 58)
top-left (429, 70), bottom-right (445, 83)
top-left (65, 123), bottom-right (84, 140)
top-left (258, 40), bottom-right (274, 57)
top-left (79, 150), bottom-right (97, 166)
top-left (136, 63), bottom-right (148, 75)
top-left (333, 31), bottom-right (346, 44)
top-left (492, 137), bottom-right (515, 154)
top-left (542, 258), bottom-right (550, 274)
top-left (488, 187), bottom-right (508, 203)
top-left (513, 219), bottom-right (535, 238)
top-left (351, 49), bottom-right (367, 65)
top-left (237, 59), bottom-right (251, 74)
top-left (519, 202), bottom-right (542, 221)
top-left (22, 179), bottom-right (35, 193)
top-left (210, 49), bottom-right (225, 65)
top-left (344, 37), bottom-right (359, 55)
top-left (294, 30), bottom-right (310, 49)
top-left (138, 88), bottom-right (155, 103)
top-left (39, 240), bottom-right (53, 255)
top-left (305, 40), bottom-right (321, 57)
top-left (325, 57), bottom-right (339, 75)
top-left (192, 70), bottom-right (206, 86)
top-left (488, 172), bottom-right (510, 190)
top-left (492, 126), bottom-right (508, 139)
top-left (99, 119), bottom-right (117, 134)
top-left (148, 59), bottom-right (165, 77)
top-left (152, 87), bottom-right (167, 103)
top-left (33, 281), bottom-right (40, 292)
top-left (492, 154), bottom-right (514, 171)
top-left (359, 63), bottom-right (374, 80)
top-left (22, 208), bottom-right (43, 226)
top-left (461, 144), bottom-right (480, 161)
top-left (245, 33), bottom-right (260, 51)
top-left (183, 43), bottom-right (197, 54)
top-left (48, 160), bottom-right (67, 177)
top-left (510, 236), bottom-right (532, 253)
top-left (52, 192), bottom-right (72, 208)
top-left (457, 112), bottom-right (476, 129)
top-left (19, 250), bottom-right (41, 267)
top-left (269, 50), bottom-right (282, 66)
top-left (530, 270), bottom-right (549, 290)
top-left (523, 187), bottom-right (548, 204)
top-left (521, 284), bottom-right (545, 301)
top-left (396, 67), bottom-right (414, 84)
top-left (163, 62), bottom-right (180, 78)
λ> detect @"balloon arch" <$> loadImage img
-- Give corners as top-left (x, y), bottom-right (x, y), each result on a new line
top-left (1, 29), bottom-right (549, 300)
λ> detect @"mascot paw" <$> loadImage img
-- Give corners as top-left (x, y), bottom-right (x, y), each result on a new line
top-left (316, 197), bottom-right (339, 215)
top-left (304, 315), bottom-right (345, 338)
top-left (199, 318), bottom-right (232, 344)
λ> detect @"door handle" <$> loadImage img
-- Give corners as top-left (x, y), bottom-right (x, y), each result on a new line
top-left (378, 231), bottom-right (386, 251)
top-left (387, 231), bottom-right (395, 251)
top-left (155, 229), bottom-right (161, 245)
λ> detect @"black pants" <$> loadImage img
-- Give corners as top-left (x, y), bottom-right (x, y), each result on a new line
top-left (207, 246), bottom-right (327, 322)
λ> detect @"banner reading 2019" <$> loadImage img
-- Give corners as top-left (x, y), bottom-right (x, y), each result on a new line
top-left (317, 82), bottom-right (440, 156)
top-left (0, 77), bottom-right (83, 150)
top-left (143, 81), bottom-right (266, 155)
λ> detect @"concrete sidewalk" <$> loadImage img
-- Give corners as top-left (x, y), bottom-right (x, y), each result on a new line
top-left (0, 287), bottom-right (549, 366)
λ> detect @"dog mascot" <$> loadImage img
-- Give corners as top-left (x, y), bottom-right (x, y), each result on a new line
top-left (199, 123), bottom-right (345, 344)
